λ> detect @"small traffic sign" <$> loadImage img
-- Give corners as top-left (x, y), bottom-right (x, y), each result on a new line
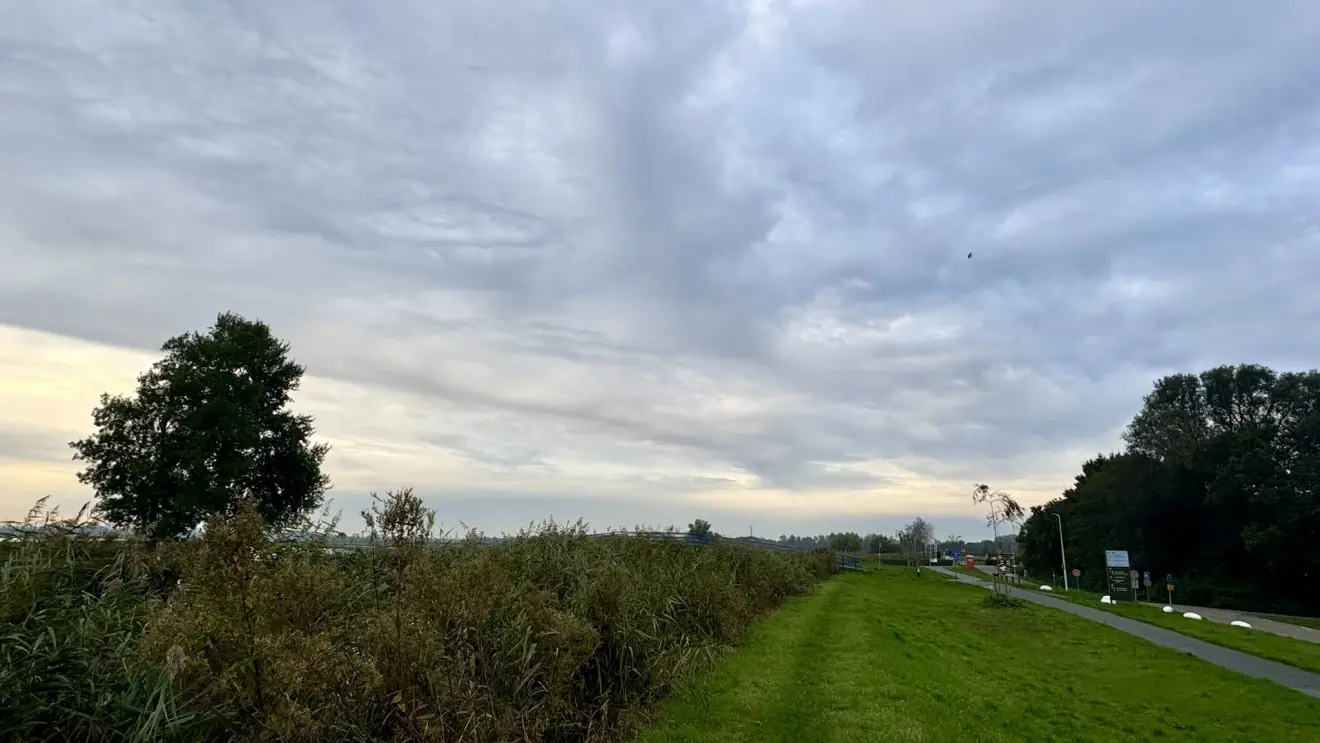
top-left (1166, 583), bottom-right (1174, 592)
top-left (952, 550), bottom-right (960, 560)
top-left (1071, 568), bottom-right (1081, 577)
top-left (1143, 577), bottom-right (1152, 587)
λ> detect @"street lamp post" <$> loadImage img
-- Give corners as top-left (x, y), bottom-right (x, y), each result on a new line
top-left (1053, 512), bottom-right (1069, 591)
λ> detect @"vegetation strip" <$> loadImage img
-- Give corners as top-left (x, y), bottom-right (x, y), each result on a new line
top-left (1, 495), bottom-right (834, 742)
top-left (935, 568), bottom-right (1320, 698)
top-left (1012, 583), bottom-right (1320, 675)
top-left (640, 571), bottom-right (1320, 743)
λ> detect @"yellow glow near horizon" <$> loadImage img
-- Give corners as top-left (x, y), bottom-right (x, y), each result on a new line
top-left (0, 324), bottom-right (1080, 526)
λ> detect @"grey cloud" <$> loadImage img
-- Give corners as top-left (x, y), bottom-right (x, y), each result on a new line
top-left (0, 425), bottom-right (75, 464)
top-left (3, 0), bottom-right (1320, 529)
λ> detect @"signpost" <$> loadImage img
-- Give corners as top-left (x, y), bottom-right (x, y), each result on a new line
top-left (1104, 550), bottom-right (1134, 600)
top-left (1143, 571), bottom-right (1152, 601)
top-left (1166, 574), bottom-right (1175, 607)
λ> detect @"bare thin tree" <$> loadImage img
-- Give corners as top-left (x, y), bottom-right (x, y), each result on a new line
top-left (972, 484), bottom-right (1025, 593)
top-left (901, 517), bottom-right (935, 564)
top-left (972, 484), bottom-right (1023, 548)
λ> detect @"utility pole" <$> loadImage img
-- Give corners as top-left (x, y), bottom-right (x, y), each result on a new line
top-left (1054, 512), bottom-right (1069, 591)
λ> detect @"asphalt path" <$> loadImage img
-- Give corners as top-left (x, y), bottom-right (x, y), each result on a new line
top-left (966, 564), bottom-right (1319, 643)
top-left (931, 565), bottom-right (1320, 699)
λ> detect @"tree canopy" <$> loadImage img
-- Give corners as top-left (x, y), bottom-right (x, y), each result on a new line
top-left (866, 533), bottom-right (900, 554)
top-left (1018, 364), bottom-right (1320, 614)
top-left (70, 312), bottom-right (331, 538)
top-left (900, 517), bottom-right (935, 551)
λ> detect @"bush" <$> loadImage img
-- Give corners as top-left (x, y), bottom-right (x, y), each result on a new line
top-left (3, 499), bottom-right (831, 742)
top-left (981, 591), bottom-right (1025, 610)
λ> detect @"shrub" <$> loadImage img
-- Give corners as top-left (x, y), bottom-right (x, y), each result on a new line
top-left (4, 499), bottom-right (830, 741)
top-left (981, 591), bottom-right (1025, 609)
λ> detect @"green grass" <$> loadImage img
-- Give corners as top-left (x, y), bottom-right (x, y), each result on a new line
top-left (638, 571), bottom-right (1320, 743)
top-left (1013, 584), bottom-right (1320, 675)
top-left (1269, 615), bottom-right (1320, 632)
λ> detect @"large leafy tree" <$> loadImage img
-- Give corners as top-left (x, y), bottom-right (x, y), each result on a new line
top-left (1018, 364), bottom-right (1320, 613)
top-left (70, 312), bottom-right (331, 538)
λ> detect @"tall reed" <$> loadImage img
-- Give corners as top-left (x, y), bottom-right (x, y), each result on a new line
top-left (2, 494), bottom-right (833, 742)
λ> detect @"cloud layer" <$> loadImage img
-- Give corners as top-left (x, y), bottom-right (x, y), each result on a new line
top-left (3, 0), bottom-right (1320, 535)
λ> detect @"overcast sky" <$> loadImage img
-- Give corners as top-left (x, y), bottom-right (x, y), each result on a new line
top-left (3, 1), bottom-right (1319, 539)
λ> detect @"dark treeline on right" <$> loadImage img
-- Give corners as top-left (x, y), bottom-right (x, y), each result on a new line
top-left (1018, 364), bottom-right (1320, 616)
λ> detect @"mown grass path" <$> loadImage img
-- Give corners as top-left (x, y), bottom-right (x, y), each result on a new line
top-left (638, 571), bottom-right (1320, 743)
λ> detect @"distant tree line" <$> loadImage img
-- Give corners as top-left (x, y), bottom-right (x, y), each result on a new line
top-left (776, 531), bottom-right (916, 554)
top-left (775, 533), bottom-right (873, 552)
top-left (1018, 364), bottom-right (1320, 615)
top-left (772, 526), bottom-right (1015, 557)
top-left (948, 535), bottom-right (1018, 557)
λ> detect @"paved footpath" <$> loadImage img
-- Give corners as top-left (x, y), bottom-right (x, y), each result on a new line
top-left (967, 565), bottom-right (1320, 644)
top-left (931, 565), bottom-right (1320, 699)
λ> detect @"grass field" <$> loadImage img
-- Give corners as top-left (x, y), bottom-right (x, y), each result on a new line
top-left (1013, 583), bottom-right (1320, 675)
top-left (1268, 615), bottom-right (1320, 632)
top-left (638, 571), bottom-right (1320, 743)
